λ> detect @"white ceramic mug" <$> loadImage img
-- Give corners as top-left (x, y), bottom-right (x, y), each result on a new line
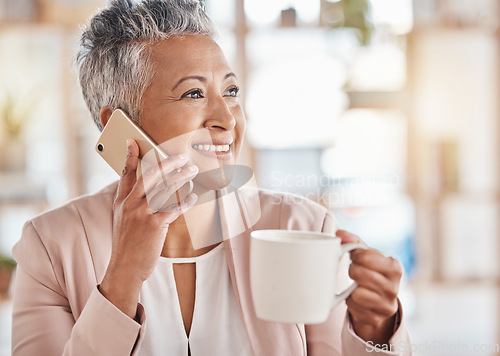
top-left (250, 229), bottom-right (366, 324)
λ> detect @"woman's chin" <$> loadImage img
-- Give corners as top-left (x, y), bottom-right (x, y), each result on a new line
top-left (194, 166), bottom-right (235, 192)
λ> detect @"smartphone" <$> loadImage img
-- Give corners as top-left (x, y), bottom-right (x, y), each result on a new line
top-left (95, 109), bottom-right (193, 210)
top-left (95, 109), bottom-right (167, 175)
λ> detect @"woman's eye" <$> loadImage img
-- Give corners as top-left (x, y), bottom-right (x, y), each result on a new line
top-left (182, 89), bottom-right (203, 99)
top-left (224, 86), bottom-right (240, 97)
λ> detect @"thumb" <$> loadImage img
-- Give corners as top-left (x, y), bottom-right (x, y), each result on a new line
top-left (336, 229), bottom-right (365, 246)
top-left (116, 138), bottom-right (139, 202)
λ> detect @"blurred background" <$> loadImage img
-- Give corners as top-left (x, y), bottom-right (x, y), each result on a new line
top-left (0, 0), bottom-right (499, 355)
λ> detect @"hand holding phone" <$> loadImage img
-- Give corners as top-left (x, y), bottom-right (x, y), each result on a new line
top-left (95, 109), bottom-right (194, 211)
top-left (99, 136), bottom-right (198, 320)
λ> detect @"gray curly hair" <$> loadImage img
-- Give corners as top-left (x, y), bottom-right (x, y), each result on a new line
top-left (76, 0), bottom-right (217, 131)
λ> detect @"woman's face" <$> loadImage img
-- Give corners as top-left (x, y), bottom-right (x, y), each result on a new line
top-left (140, 34), bottom-right (246, 191)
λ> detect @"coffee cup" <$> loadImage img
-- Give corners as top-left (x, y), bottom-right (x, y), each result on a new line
top-left (250, 229), bottom-right (365, 324)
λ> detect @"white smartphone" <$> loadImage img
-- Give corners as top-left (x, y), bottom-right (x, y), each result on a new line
top-left (95, 109), bottom-right (193, 210)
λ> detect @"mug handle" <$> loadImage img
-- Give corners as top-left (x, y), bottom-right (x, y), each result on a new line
top-left (331, 242), bottom-right (367, 308)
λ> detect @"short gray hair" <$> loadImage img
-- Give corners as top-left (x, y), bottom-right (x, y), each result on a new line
top-left (76, 0), bottom-right (217, 131)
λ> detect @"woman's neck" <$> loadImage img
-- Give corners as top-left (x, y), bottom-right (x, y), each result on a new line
top-left (161, 190), bottom-right (222, 258)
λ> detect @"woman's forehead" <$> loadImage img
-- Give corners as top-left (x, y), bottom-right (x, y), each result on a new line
top-left (150, 35), bottom-right (230, 73)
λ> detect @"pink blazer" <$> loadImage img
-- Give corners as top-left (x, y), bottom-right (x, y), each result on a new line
top-left (12, 182), bottom-right (411, 355)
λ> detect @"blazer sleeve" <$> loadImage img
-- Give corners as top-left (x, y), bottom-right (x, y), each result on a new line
top-left (11, 221), bottom-right (145, 356)
top-left (305, 211), bottom-right (412, 356)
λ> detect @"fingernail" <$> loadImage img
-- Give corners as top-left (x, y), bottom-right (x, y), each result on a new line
top-left (187, 165), bottom-right (198, 172)
top-left (126, 138), bottom-right (133, 151)
top-left (179, 153), bottom-right (189, 161)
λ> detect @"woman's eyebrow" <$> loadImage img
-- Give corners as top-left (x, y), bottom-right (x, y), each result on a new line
top-left (172, 72), bottom-right (237, 91)
top-left (172, 75), bottom-right (206, 90)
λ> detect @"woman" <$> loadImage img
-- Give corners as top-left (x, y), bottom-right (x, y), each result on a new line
top-left (11, 0), bottom-right (411, 355)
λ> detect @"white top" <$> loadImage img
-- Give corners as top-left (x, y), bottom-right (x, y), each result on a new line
top-left (137, 243), bottom-right (253, 355)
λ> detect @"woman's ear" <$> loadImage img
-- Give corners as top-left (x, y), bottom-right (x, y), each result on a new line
top-left (99, 106), bottom-right (114, 128)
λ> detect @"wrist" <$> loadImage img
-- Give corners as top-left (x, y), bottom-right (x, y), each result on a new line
top-left (100, 267), bottom-right (143, 320)
top-left (349, 312), bottom-right (397, 346)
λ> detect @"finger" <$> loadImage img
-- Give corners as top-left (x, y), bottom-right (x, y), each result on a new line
top-left (148, 195), bottom-right (198, 226)
top-left (348, 287), bottom-right (398, 317)
top-left (153, 209), bottom-right (183, 226)
top-left (147, 165), bottom-right (198, 199)
top-left (349, 263), bottom-right (400, 299)
top-left (133, 154), bottom-right (190, 197)
top-left (346, 297), bottom-right (394, 326)
top-left (350, 249), bottom-right (404, 280)
top-left (336, 229), bottom-right (367, 247)
top-left (177, 192), bottom-right (198, 213)
top-left (116, 139), bottom-right (140, 203)
top-left (346, 297), bottom-right (383, 325)
top-left (157, 192), bottom-right (198, 214)
top-left (145, 165), bottom-right (197, 211)
top-left (147, 179), bottom-right (193, 212)
top-left (142, 155), bottom-right (191, 196)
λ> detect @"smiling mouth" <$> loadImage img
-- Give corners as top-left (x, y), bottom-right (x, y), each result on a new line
top-left (192, 144), bottom-right (230, 153)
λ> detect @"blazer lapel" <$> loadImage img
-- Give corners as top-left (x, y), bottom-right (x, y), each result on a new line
top-left (218, 188), bottom-right (306, 356)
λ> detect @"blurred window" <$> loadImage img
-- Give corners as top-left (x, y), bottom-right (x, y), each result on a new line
top-left (241, 0), bottom-right (415, 275)
top-left (245, 0), bottom-right (320, 26)
top-left (246, 28), bottom-right (348, 149)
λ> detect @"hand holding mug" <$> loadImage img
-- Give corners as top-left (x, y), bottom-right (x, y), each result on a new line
top-left (337, 230), bottom-right (403, 346)
top-left (250, 227), bottom-right (403, 346)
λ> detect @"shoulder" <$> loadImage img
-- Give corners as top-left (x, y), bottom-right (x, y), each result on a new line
top-left (28, 181), bottom-right (117, 238)
top-left (249, 189), bottom-right (338, 233)
top-left (12, 182), bottom-right (118, 308)
top-left (13, 182), bottom-right (118, 277)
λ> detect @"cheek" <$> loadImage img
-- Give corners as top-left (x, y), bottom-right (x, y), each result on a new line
top-left (148, 114), bottom-right (202, 146)
top-left (158, 135), bottom-right (192, 156)
top-left (233, 108), bottom-right (247, 138)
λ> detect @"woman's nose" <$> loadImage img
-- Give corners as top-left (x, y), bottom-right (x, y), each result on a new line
top-left (204, 96), bottom-right (236, 131)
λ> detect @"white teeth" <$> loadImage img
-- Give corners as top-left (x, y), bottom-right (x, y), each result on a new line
top-left (193, 144), bottom-right (230, 152)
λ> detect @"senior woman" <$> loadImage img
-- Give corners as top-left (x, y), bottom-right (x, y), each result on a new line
top-left (11, 0), bottom-right (411, 355)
